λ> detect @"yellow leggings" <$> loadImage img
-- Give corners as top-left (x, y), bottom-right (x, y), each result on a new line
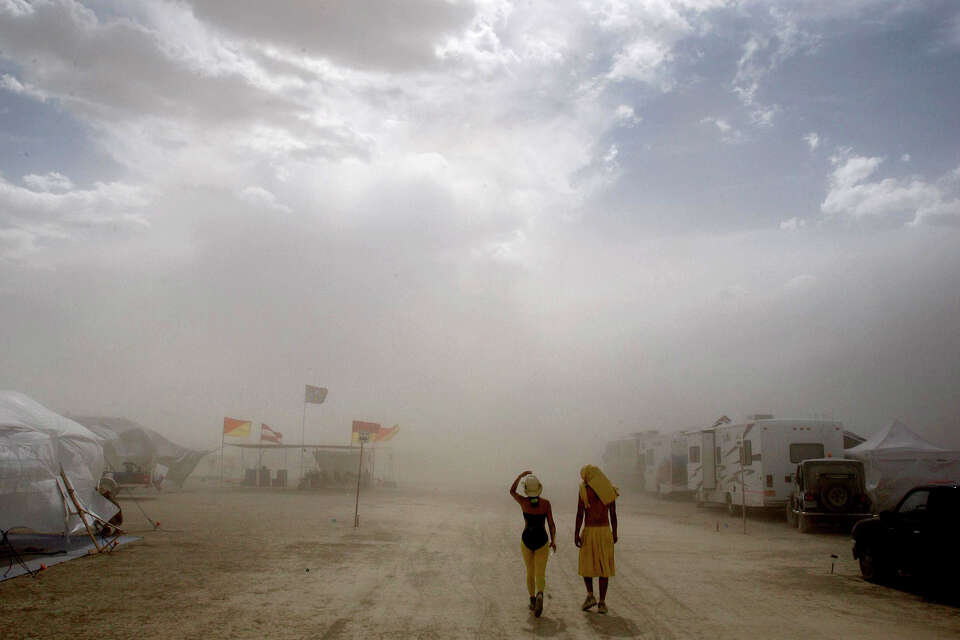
top-left (521, 542), bottom-right (549, 596)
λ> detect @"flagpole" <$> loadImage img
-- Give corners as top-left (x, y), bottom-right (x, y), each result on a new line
top-left (354, 437), bottom-right (365, 527)
top-left (257, 424), bottom-right (263, 472)
top-left (219, 425), bottom-right (225, 487)
top-left (299, 399), bottom-right (308, 482)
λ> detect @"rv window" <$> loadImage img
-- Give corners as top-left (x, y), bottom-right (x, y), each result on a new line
top-left (715, 447), bottom-right (722, 465)
top-left (789, 443), bottom-right (824, 463)
top-left (740, 440), bottom-right (753, 464)
top-left (689, 446), bottom-right (700, 464)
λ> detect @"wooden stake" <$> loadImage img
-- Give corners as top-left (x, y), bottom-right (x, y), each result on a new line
top-left (59, 467), bottom-right (103, 553)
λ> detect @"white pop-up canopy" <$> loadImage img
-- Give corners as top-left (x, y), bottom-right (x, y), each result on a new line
top-left (846, 420), bottom-right (960, 510)
top-left (0, 391), bottom-right (118, 537)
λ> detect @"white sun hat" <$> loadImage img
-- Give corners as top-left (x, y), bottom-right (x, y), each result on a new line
top-left (523, 474), bottom-right (542, 497)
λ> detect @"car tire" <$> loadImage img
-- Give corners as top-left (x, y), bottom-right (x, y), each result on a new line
top-left (821, 481), bottom-right (854, 512)
top-left (785, 502), bottom-right (797, 527)
top-left (798, 514), bottom-right (813, 533)
top-left (858, 546), bottom-right (889, 583)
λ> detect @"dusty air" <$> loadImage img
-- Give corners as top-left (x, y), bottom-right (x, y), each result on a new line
top-left (1, 1), bottom-right (959, 639)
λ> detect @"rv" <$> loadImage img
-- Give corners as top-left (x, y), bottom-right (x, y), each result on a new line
top-left (687, 417), bottom-right (845, 512)
top-left (602, 431), bottom-right (660, 491)
top-left (639, 433), bottom-right (690, 497)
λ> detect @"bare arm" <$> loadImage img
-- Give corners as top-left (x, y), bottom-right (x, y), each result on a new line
top-left (610, 501), bottom-right (618, 543)
top-left (546, 501), bottom-right (557, 551)
top-left (574, 495), bottom-right (584, 547)
top-left (509, 470), bottom-right (531, 505)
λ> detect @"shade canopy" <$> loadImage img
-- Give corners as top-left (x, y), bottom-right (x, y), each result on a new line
top-left (846, 420), bottom-right (960, 510)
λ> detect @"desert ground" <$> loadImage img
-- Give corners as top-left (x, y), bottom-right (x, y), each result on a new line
top-left (2, 484), bottom-right (959, 640)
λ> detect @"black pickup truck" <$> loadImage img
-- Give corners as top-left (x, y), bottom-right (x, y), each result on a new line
top-left (852, 483), bottom-right (960, 584)
top-left (786, 458), bottom-right (873, 533)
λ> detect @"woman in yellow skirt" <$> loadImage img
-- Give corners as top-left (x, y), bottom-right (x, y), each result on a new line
top-left (510, 470), bottom-right (557, 617)
top-left (574, 465), bottom-right (618, 614)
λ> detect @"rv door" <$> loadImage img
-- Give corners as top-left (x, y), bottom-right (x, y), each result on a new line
top-left (702, 431), bottom-right (717, 490)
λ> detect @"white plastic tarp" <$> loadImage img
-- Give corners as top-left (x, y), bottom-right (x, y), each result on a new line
top-left (846, 420), bottom-right (960, 510)
top-left (0, 391), bottom-right (118, 536)
top-left (72, 416), bottom-right (210, 488)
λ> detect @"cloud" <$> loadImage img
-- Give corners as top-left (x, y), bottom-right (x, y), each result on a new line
top-left (22, 172), bottom-right (75, 192)
top-left (614, 104), bottom-right (641, 126)
top-left (0, 172), bottom-right (148, 260)
top-left (731, 10), bottom-right (819, 128)
top-left (821, 149), bottom-right (960, 226)
top-left (596, 0), bottom-right (726, 90)
top-left (779, 216), bottom-right (807, 231)
top-left (784, 273), bottom-right (816, 291)
top-left (238, 186), bottom-right (291, 214)
top-left (803, 132), bottom-right (820, 151)
top-left (189, 0), bottom-right (474, 72)
top-left (701, 116), bottom-right (741, 143)
top-left (0, 73), bottom-right (47, 101)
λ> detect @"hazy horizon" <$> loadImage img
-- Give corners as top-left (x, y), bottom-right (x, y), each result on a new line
top-left (2, 1), bottom-right (958, 469)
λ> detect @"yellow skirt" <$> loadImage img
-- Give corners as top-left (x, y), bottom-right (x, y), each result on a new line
top-left (578, 526), bottom-right (615, 577)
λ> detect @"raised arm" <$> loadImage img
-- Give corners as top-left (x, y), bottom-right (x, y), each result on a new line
top-left (574, 494), bottom-right (585, 547)
top-left (610, 501), bottom-right (618, 544)
top-left (546, 500), bottom-right (557, 551)
top-left (509, 470), bottom-right (531, 504)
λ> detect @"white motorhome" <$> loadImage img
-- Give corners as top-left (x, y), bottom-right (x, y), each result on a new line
top-left (639, 433), bottom-right (690, 497)
top-left (602, 431), bottom-right (660, 491)
top-left (686, 417), bottom-right (845, 512)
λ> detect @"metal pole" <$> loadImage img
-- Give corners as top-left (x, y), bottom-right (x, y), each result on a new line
top-left (219, 427), bottom-right (225, 487)
top-left (299, 400), bottom-right (308, 482)
top-left (353, 439), bottom-right (364, 527)
top-left (741, 438), bottom-right (747, 534)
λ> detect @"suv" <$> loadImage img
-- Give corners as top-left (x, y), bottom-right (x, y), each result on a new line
top-left (786, 458), bottom-right (872, 533)
top-left (852, 483), bottom-right (960, 584)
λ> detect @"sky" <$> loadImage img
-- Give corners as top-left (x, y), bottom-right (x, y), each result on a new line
top-left (1, 0), bottom-right (958, 478)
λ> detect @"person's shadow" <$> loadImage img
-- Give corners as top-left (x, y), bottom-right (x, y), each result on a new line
top-left (585, 613), bottom-right (642, 637)
top-left (523, 616), bottom-right (568, 637)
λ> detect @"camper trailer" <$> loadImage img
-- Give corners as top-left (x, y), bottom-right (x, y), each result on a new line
top-left (602, 431), bottom-right (659, 491)
top-left (639, 433), bottom-right (690, 497)
top-left (687, 417), bottom-right (845, 512)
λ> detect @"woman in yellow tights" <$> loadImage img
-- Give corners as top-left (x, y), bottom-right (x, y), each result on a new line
top-left (509, 470), bottom-right (557, 617)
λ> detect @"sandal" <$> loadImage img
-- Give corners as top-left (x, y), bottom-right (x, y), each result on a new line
top-left (534, 592), bottom-right (544, 618)
top-left (597, 602), bottom-right (608, 614)
top-left (582, 594), bottom-right (597, 611)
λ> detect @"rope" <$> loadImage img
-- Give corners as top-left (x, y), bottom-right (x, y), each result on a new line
top-left (1, 529), bottom-right (41, 579)
top-left (126, 494), bottom-right (160, 530)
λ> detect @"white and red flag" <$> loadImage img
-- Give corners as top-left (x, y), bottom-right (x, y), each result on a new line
top-left (260, 424), bottom-right (283, 444)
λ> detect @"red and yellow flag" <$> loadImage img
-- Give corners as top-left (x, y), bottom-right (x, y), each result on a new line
top-left (351, 420), bottom-right (380, 444)
top-left (223, 417), bottom-right (251, 438)
top-left (373, 425), bottom-right (400, 443)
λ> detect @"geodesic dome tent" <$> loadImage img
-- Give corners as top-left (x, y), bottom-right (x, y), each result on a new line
top-left (846, 420), bottom-right (960, 511)
top-left (0, 391), bottom-right (118, 537)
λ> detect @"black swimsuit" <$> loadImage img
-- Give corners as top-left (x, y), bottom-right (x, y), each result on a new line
top-left (522, 510), bottom-right (549, 550)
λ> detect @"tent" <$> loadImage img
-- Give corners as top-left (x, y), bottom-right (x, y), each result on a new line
top-left (0, 391), bottom-right (118, 538)
top-left (846, 420), bottom-right (960, 510)
top-left (71, 416), bottom-right (210, 488)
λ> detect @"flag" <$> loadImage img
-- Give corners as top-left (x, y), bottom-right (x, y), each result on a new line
top-left (351, 420), bottom-right (380, 444)
top-left (223, 417), bottom-right (251, 438)
top-left (305, 385), bottom-right (328, 404)
top-left (260, 424), bottom-right (283, 444)
top-left (373, 425), bottom-right (400, 443)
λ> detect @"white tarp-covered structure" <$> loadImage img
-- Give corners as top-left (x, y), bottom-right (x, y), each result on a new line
top-left (71, 416), bottom-right (210, 488)
top-left (0, 391), bottom-right (118, 536)
top-left (846, 420), bottom-right (960, 511)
